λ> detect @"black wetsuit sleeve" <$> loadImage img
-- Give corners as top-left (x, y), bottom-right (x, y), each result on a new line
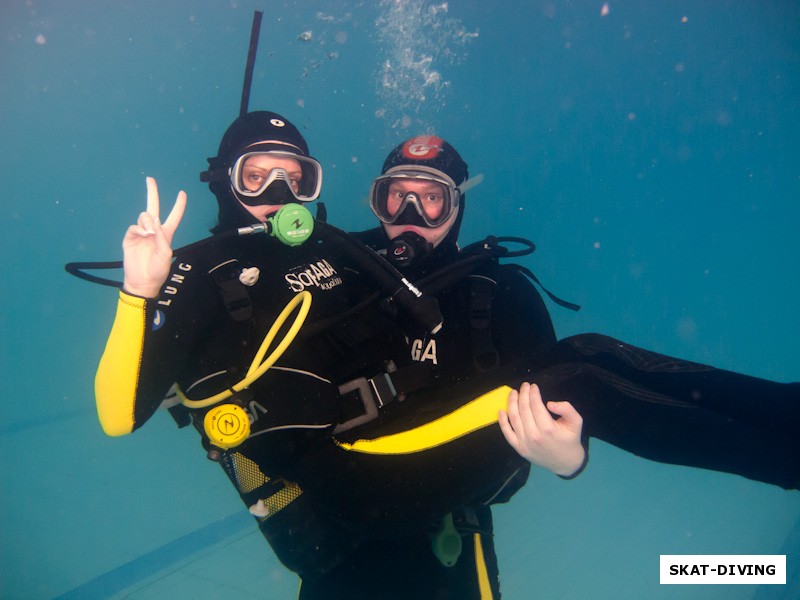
top-left (534, 333), bottom-right (800, 489)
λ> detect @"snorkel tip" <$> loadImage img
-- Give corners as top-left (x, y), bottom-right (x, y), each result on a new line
top-left (239, 10), bottom-right (264, 118)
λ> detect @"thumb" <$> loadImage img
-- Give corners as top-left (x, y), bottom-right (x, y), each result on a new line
top-left (546, 401), bottom-right (582, 427)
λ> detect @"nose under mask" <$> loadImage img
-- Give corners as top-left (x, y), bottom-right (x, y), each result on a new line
top-left (392, 203), bottom-right (430, 227)
top-left (238, 180), bottom-right (296, 207)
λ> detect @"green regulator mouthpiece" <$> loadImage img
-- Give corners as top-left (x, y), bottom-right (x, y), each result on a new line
top-left (238, 203), bottom-right (314, 246)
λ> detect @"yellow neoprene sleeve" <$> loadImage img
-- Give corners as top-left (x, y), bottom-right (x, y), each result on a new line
top-left (95, 291), bottom-right (148, 436)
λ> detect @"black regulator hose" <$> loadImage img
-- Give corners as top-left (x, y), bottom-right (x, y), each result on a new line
top-left (313, 220), bottom-right (443, 334)
top-left (64, 229), bottom-right (239, 288)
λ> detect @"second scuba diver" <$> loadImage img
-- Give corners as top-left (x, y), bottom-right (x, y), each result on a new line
top-left (296, 134), bottom-right (800, 598)
top-left (290, 136), bottom-right (587, 599)
top-left (354, 135), bottom-right (799, 492)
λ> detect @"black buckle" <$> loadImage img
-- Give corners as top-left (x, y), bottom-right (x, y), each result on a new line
top-left (333, 372), bottom-right (397, 434)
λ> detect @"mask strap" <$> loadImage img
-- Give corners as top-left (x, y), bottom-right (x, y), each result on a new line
top-left (457, 173), bottom-right (484, 195)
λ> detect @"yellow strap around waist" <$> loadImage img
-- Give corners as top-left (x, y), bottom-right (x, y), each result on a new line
top-left (334, 385), bottom-right (512, 455)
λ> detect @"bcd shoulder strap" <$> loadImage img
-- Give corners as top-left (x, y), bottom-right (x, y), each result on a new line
top-left (209, 258), bottom-right (254, 321)
top-left (468, 273), bottom-right (500, 372)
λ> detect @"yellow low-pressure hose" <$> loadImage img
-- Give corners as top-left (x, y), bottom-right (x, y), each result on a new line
top-left (177, 290), bottom-right (312, 409)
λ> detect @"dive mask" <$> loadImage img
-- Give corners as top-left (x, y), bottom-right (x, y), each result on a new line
top-left (230, 150), bottom-right (322, 205)
top-left (370, 166), bottom-right (483, 228)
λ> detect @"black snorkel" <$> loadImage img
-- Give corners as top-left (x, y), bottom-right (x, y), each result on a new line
top-left (198, 9), bottom-right (265, 187)
top-left (239, 10), bottom-right (263, 119)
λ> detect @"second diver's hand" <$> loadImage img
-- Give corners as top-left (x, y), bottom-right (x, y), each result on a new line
top-left (499, 382), bottom-right (586, 477)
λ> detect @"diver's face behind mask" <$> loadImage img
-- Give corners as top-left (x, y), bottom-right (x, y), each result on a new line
top-left (371, 166), bottom-right (460, 228)
top-left (231, 150), bottom-right (322, 209)
top-left (371, 170), bottom-right (461, 253)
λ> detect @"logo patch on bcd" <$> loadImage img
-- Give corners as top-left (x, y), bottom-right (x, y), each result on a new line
top-left (152, 310), bottom-right (165, 331)
top-left (402, 135), bottom-right (443, 160)
top-left (285, 258), bottom-right (342, 292)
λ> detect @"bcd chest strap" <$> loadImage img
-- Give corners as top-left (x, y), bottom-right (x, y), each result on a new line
top-left (209, 258), bottom-right (253, 321)
top-left (334, 361), bottom-right (434, 434)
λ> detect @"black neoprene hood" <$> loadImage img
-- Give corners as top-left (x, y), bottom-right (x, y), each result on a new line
top-left (204, 110), bottom-right (314, 232)
top-left (380, 135), bottom-right (470, 254)
top-left (217, 111), bottom-right (310, 160)
top-left (381, 135), bottom-right (468, 185)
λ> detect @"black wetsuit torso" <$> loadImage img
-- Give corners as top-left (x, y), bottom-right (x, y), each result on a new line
top-left (113, 227), bottom-right (438, 578)
top-left (135, 227), bottom-right (549, 591)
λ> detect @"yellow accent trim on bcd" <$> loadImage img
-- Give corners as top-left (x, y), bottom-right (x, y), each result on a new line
top-left (334, 385), bottom-right (513, 455)
top-left (474, 533), bottom-right (494, 599)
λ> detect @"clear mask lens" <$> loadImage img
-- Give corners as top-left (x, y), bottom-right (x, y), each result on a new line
top-left (370, 170), bottom-right (459, 228)
top-left (230, 151), bottom-right (322, 203)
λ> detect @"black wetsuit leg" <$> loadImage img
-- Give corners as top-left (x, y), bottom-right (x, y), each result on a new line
top-left (298, 507), bottom-right (501, 600)
top-left (533, 334), bottom-right (800, 490)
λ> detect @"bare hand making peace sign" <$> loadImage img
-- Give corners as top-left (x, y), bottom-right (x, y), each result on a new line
top-left (122, 177), bottom-right (187, 298)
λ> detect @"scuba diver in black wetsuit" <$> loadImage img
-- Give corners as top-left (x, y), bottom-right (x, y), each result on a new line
top-left (352, 135), bottom-right (800, 494)
top-left (293, 134), bottom-right (800, 599)
top-left (94, 112), bottom-right (414, 553)
top-left (293, 136), bottom-right (588, 599)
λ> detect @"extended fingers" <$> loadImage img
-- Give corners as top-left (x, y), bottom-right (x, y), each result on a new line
top-left (162, 190), bottom-right (187, 240)
top-left (145, 176), bottom-right (161, 220)
top-left (143, 178), bottom-right (185, 247)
